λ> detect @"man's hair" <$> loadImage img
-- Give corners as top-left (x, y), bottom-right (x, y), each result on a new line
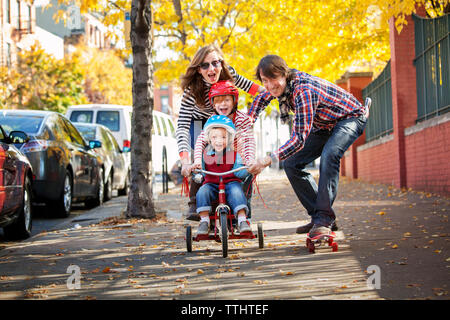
top-left (255, 55), bottom-right (294, 81)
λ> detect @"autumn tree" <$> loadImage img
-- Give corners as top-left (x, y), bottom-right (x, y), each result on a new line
top-left (75, 44), bottom-right (133, 105)
top-left (0, 43), bottom-right (87, 112)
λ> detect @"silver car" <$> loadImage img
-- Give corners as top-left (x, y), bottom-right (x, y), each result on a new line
top-left (73, 123), bottom-right (130, 199)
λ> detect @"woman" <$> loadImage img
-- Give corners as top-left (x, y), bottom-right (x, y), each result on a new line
top-left (248, 55), bottom-right (370, 238)
top-left (177, 44), bottom-right (264, 220)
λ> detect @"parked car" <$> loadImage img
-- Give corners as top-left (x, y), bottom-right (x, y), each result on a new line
top-left (73, 123), bottom-right (130, 199)
top-left (0, 125), bottom-right (34, 240)
top-left (66, 105), bottom-right (178, 175)
top-left (0, 110), bottom-right (104, 218)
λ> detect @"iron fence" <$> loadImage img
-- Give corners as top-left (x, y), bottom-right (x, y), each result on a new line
top-left (362, 61), bottom-right (393, 142)
top-left (414, 13), bottom-right (450, 122)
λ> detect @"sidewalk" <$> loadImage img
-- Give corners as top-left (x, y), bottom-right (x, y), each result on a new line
top-left (0, 169), bottom-right (448, 301)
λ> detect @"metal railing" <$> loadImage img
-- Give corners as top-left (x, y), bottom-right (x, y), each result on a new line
top-left (362, 61), bottom-right (393, 142)
top-left (414, 13), bottom-right (450, 122)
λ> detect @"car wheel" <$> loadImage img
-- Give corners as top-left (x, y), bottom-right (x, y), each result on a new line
top-left (3, 176), bottom-right (33, 240)
top-left (85, 167), bottom-right (103, 208)
top-left (118, 170), bottom-right (130, 196)
top-left (104, 171), bottom-right (113, 202)
top-left (50, 170), bottom-right (72, 218)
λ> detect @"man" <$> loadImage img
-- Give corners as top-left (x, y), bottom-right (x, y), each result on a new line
top-left (247, 55), bottom-right (370, 237)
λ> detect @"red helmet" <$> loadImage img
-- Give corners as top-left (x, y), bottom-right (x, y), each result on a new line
top-left (209, 80), bottom-right (239, 109)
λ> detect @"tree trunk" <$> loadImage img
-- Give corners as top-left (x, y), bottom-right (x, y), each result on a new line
top-left (126, 0), bottom-right (155, 219)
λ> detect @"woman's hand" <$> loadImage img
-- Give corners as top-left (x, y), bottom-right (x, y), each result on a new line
top-left (181, 163), bottom-right (193, 177)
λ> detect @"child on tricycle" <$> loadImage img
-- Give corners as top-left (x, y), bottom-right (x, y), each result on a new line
top-left (192, 115), bottom-right (251, 237)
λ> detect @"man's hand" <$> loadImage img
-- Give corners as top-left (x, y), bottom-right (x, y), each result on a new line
top-left (247, 156), bottom-right (272, 175)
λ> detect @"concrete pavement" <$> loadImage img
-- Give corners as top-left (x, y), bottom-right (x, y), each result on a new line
top-left (0, 168), bottom-right (448, 302)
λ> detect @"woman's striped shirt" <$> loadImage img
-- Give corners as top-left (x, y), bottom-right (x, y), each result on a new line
top-left (176, 65), bottom-right (260, 161)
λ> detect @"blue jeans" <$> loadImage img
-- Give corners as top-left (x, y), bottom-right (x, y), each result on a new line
top-left (283, 115), bottom-right (367, 227)
top-left (196, 181), bottom-right (249, 217)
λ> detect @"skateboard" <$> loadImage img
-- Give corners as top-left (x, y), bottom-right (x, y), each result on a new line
top-left (306, 232), bottom-right (338, 253)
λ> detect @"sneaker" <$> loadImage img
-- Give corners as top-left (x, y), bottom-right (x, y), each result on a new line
top-left (296, 221), bottom-right (338, 234)
top-left (308, 224), bottom-right (332, 238)
top-left (239, 220), bottom-right (251, 233)
top-left (196, 221), bottom-right (209, 235)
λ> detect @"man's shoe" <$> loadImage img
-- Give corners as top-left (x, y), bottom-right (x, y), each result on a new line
top-left (196, 221), bottom-right (209, 236)
top-left (296, 221), bottom-right (338, 234)
top-left (296, 221), bottom-right (314, 234)
top-left (331, 222), bottom-right (338, 231)
top-left (239, 220), bottom-right (251, 233)
top-left (185, 203), bottom-right (200, 221)
top-left (308, 224), bottom-right (332, 238)
top-left (186, 212), bottom-right (200, 221)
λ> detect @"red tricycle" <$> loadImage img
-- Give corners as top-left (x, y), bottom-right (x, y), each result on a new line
top-left (185, 167), bottom-right (264, 258)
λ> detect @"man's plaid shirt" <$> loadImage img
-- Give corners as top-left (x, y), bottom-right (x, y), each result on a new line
top-left (248, 71), bottom-right (366, 161)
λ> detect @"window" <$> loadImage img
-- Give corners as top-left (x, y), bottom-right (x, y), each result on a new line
top-left (153, 116), bottom-right (161, 136)
top-left (107, 131), bottom-right (121, 152)
top-left (26, 4), bottom-right (31, 32)
top-left (6, 43), bottom-right (11, 68)
top-left (75, 125), bottom-right (96, 141)
top-left (70, 111), bottom-right (93, 123)
top-left (161, 96), bottom-right (169, 114)
top-left (6, 0), bottom-right (11, 24)
top-left (0, 114), bottom-right (44, 135)
top-left (63, 118), bottom-right (86, 146)
top-left (16, 0), bottom-right (20, 29)
top-left (160, 117), bottom-right (168, 137)
top-left (96, 111), bottom-right (120, 131)
top-left (167, 119), bottom-right (175, 138)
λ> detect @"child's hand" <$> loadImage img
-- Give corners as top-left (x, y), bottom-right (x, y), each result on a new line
top-left (192, 163), bottom-right (202, 172)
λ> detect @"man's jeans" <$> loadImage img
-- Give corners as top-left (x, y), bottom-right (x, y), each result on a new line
top-left (196, 181), bottom-right (249, 217)
top-left (283, 115), bottom-right (367, 227)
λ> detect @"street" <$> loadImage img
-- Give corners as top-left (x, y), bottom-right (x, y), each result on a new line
top-left (0, 169), bottom-right (448, 302)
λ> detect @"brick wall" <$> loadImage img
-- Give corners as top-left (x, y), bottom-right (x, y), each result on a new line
top-left (404, 116), bottom-right (450, 195)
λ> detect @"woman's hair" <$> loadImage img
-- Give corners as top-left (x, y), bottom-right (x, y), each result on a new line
top-left (255, 55), bottom-right (295, 82)
top-left (181, 45), bottom-right (234, 108)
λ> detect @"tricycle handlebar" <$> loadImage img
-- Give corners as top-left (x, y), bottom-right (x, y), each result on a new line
top-left (193, 166), bottom-right (248, 177)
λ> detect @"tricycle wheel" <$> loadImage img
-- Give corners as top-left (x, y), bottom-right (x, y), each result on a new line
top-left (308, 242), bottom-right (315, 253)
top-left (186, 226), bottom-right (192, 252)
top-left (332, 242), bottom-right (338, 252)
top-left (258, 223), bottom-right (264, 249)
top-left (220, 212), bottom-right (228, 258)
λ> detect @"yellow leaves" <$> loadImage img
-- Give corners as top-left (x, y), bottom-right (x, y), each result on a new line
top-left (376, 211), bottom-right (386, 216)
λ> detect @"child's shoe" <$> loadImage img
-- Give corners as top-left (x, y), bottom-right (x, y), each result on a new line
top-left (239, 220), bottom-right (251, 233)
top-left (196, 221), bottom-right (210, 235)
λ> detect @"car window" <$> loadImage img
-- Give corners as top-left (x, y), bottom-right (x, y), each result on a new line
top-left (47, 115), bottom-right (70, 142)
top-left (100, 127), bottom-right (113, 151)
top-left (153, 116), bottom-right (161, 136)
top-left (160, 117), bottom-right (168, 137)
top-left (107, 130), bottom-right (121, 152)
top-left (167, 118), bottom-right (175, 138)
top-left (63, 117), bottom-right (86, 146)
top-left (97, 111), bottom-right (120, 131)
top-left (0, 114), bottom-right (44, 135)
top-left (70, 111), bottom-right (93, 123)
top-left (75, 125), bottom-right (96, 141)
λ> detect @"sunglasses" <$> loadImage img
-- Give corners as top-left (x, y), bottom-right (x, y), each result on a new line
top-left (199, 60), bottom-right (222, 70)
